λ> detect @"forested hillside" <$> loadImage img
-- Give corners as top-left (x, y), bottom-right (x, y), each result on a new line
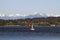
top-left (0, 17), bottom-right (60, 26)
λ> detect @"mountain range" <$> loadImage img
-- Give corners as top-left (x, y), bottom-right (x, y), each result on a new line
top-left (0, 13), bottom-right (60, 20)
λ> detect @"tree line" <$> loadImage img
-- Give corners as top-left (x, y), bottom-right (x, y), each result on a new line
top-left (0, 17), bottom-right (60, 26)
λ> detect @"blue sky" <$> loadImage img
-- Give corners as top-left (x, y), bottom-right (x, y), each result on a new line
top-left (0, 0), bottom-right (60, 15)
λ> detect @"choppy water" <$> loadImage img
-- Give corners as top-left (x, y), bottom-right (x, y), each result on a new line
top-left (0, 26), bottom-right (60, 40)
top-left (0, 32), bottom-right (60, 40)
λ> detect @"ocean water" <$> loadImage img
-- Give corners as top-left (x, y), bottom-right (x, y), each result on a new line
top-left (0, 32), bottom-right (60, 40)
top-left (0, 26), bottom-right (60, 40)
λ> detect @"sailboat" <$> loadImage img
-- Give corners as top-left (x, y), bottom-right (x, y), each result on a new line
top-left (30, 24), bottom-right (35, 30)
top-left (29, 23), bottom-right (35, 30)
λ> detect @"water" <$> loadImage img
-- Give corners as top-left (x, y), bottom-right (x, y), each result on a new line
top-left (0, 26), bottom-right (60, 40)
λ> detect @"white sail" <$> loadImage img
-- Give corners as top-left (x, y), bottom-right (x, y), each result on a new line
top-left (30, 24), bottom-right (35, 30)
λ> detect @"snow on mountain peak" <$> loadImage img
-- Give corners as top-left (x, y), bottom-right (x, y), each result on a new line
top-left (33, 12), bottom-right (48, 17)
top-left (0, 13), bottom-right (25, 17)
top-left (0, 13), bottom-right (60, 19)
top-left (46, 14), bottom-right (60, 17)
top-left (33, 12), bottom-right (60, 17)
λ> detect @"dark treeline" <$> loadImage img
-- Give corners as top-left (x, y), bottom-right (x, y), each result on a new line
top-left (0, 17), bottom-right (60, 26)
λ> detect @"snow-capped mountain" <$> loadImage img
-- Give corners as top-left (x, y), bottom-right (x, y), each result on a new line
top-left (25, 13), bottom-right (48, 18)
top-left (0, 13), bottom-right (60, 20)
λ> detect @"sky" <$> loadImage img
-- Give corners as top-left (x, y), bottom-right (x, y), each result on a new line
top-left (0, 0), bottom-right (60, 15)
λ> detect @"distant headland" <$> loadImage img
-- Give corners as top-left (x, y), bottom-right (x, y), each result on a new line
top-left (0, 17), bottom-right (60, 26)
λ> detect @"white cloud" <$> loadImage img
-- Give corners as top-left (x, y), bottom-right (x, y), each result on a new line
top-left (47, 14), bottom-right (60, 17)
top-left (15, 14), bottom-right (20, 16)
top-left (34, 12), bottom-right (38, 14)
top-left (53, 15), bottom-right (60, 17)
top-left (0, 14), bottom-right (5, 17)
top-left (0, 13), bottom-right (26, 17)
top-left (8, 14), bottom-right (14, 17)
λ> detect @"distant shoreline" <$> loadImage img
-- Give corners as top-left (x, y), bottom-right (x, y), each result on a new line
top-left (0, 17), bottom-right (60, 26)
